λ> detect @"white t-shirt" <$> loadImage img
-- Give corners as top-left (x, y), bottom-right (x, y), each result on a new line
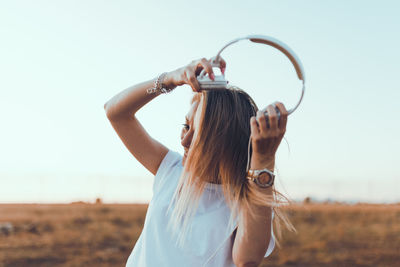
top-left (126, 150), bottom-right (275, 267)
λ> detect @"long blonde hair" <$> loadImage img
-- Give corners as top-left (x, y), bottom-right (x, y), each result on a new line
top-left (168, 86), bottom-right (295, 247)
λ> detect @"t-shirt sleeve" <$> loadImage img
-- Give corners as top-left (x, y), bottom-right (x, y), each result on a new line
top-left (264, 211), bottom-right (276, 258)
top-left (153, 150), bottom-right (183, 194)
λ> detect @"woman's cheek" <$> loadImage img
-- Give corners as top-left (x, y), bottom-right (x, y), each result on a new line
top-left (180, 129), bottom-right (186, 142)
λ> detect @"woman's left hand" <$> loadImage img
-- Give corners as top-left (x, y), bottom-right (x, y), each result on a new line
top-left (249, 102), bottom-right (288, 168)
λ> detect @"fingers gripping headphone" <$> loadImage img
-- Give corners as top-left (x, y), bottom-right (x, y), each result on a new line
top-left (196, 35), bottom-right (306, 171)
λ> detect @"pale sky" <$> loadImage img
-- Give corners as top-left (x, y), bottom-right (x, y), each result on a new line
top-left (1, 0), bottom-right (399, 203)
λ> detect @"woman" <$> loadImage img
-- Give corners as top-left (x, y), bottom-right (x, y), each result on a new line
top-left (104, 57), bottom-right (293, 267)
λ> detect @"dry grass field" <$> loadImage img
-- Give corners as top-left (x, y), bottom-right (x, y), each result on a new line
top-left (0, 203), bottom-right (399, 267)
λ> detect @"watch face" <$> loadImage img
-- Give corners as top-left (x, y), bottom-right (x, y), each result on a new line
top-left (248, 169), bottom-right (275, 188)
top-left (258, 172), bottom-right (271, 184)
top-left (254, 171), bottom-right (274, 188)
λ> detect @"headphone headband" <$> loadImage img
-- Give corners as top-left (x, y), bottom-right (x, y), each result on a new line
top-left (198, 35), bottom-right (306, 115)
top-left (213, 35), bottom-right (305, 82)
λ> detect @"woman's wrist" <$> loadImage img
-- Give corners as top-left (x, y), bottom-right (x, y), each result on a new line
top-left (250, 156), bottom-right (275, 170)
top-left (146, 72), bottom-right (177, 95)
top-left (162, 71), bottom-right (178, 90)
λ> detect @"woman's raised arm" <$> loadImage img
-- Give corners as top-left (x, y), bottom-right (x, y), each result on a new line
top-left (233, 102), bottom-right (288, 267)
top-left (104, 78), bottom-right (170, 175)
top-left (104, 58), bottom-right (223, 175)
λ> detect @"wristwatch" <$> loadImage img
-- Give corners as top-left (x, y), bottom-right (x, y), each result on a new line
top-left (247, 168), bottom-right (275, 188)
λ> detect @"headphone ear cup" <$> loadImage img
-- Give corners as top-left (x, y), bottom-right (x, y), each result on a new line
top-left (263, 103), bottom-right (281, 128)
top-left (197, 67), bottom-right (229, 90)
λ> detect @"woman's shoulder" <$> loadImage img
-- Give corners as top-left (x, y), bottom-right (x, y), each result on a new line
top-left (153, 149), bottom-right (183, 194)
top-left (156, 150), bottom-right (182, 174)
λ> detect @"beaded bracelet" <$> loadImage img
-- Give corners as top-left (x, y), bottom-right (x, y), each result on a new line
top-left (147, 72), bottom-right (175, 94)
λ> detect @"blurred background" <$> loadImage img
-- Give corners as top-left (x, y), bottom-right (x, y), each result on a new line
top-left (1, 0), bottom-right (399, 204)
top-left (0, 1), bottom-right (399, 266)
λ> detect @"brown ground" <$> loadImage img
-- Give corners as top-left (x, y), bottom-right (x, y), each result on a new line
top-left (0, 203), bottom-right (399, 267)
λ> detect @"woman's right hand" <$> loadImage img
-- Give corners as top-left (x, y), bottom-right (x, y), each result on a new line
top-left (163, 57), bottom-right (226, 92)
